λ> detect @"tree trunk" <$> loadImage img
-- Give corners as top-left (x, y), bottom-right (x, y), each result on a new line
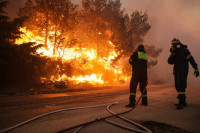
top-left (44, 17), bottom-right (48, 49)
top-left (53, 23), bottom-right (57, 55)
top-left (44, 4), bottom-right (49, 50)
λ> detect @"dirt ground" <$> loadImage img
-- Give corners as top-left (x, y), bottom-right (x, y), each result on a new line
top-left (0, 84), bottom-right (200, 133)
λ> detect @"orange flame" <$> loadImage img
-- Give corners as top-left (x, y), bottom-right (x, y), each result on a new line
top-left (15, 27), bottom-right (128, 85)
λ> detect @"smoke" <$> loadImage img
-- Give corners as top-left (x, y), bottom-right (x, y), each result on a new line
top-left (122, 0), bottom-right (200, 86)
top-left (5, 0), bottom-right (81, 18)
top-left (4, 0), bottom-right (25, 18)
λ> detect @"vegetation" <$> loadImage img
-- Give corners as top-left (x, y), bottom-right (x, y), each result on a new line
top-left (18, 0), bottom-right (77, 53)
top-left (0, 0), bottom-right (162, 89)
top-left (0, 1), bottom-right (48, 89)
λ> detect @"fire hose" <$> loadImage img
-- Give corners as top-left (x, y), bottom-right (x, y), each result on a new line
top-left (104, 85), bottom-right (151, 133)
top-left (0, 102), bottom-right (118, 133)
top-left (57, 87), bottom-right (152, 133)
top-left (0, 87), bottom-right (151, 133)
top-left (105, 104), bottom-right (152, 133)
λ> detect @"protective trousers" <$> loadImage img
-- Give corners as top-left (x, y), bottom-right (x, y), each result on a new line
top-left (129, 73), bottom-right (148, 105)
top-left (174, 70), bottom-right (188, 105)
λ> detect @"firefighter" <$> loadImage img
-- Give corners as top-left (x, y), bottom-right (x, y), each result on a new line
top-left (168, 38), bottom-right (199, 109)
top-left (126, 44), bottom-right (148, 107)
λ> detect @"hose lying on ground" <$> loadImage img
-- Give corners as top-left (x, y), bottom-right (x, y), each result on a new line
top-left (106, 104), bottom-right (151, 133)
top-left (58, 87), bottom-right (152, 133)
top-left (73, 97), bottom-right (151, 133)
top-left (0, 102), bottom-right (118, 133)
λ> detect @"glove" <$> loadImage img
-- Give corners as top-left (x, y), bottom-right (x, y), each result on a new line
top-left (170, 47), bottom-right (175, 55)
top-left (194, 70), bottom-right (199, 77)
top-left (170, 47), bottom-right (173, 52)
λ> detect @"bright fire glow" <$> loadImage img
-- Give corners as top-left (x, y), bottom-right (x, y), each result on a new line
top-left (15, 27), bottom-right (128, 85)
top-left (70, 74), bottom-right (104, 84)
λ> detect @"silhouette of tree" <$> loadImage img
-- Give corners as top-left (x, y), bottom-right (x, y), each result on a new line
top-left (76, 0), bottom-right (151, 56)
top-left (0, 1), bottom-right (48, 89)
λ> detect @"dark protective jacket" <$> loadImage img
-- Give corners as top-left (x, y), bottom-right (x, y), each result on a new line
top-left (129, 49), bottom-right (148, 76)
top-left (168, 44), bottom-right (198, 74)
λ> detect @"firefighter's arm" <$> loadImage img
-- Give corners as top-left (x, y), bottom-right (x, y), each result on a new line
top-left (185, 49), bottom-right (199, 77)
top-left (129, 52), bottom-right (137, 65)
top-left (168, 53), bottom-right (175, 65)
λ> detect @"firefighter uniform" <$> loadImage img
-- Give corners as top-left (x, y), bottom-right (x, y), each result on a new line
top-left (126, 45), bottom-right (148, 107)
top-left (168, 38), bottom-right (199, 109)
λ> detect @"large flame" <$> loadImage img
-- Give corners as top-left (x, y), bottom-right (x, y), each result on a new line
top-left (70, 74), bottom-right (104, 84)
top-left (15, 27), bottom-right (128, 85)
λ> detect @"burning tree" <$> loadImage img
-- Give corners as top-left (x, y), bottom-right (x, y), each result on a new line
top-left (12, 0), bottom-right (162, 87)
top-left (77, 0), bottom-right (151, 55)
top-left (18, 0), bottom-right (77, 53)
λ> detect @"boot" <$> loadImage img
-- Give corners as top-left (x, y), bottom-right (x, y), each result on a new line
top-left (177, 100), bottom-right (184, 109)
top-left (177, 99), bottom-right (187, 110)
top-left (141, 97), bottom-right (148, 106)
top-left (175, 94), bottom-right (180, 106)
top-left (183, 100), bottom-right (187, 107)
top-left (125, 103), bottom-right (135, 107)
top-left (175, 100), bottom-right (187, 107)
top-left (125, 95), bottom-right (135, 107)
top-left (177, 94), bottom-right (180, 99)
top-left (176, 94), bottom-right (187, 109)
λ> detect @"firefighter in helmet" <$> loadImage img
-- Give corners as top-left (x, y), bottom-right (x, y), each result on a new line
top-left (168, 38), bottom-right (199, 109)
top-left (126, 44), bottom-right (148, 107)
